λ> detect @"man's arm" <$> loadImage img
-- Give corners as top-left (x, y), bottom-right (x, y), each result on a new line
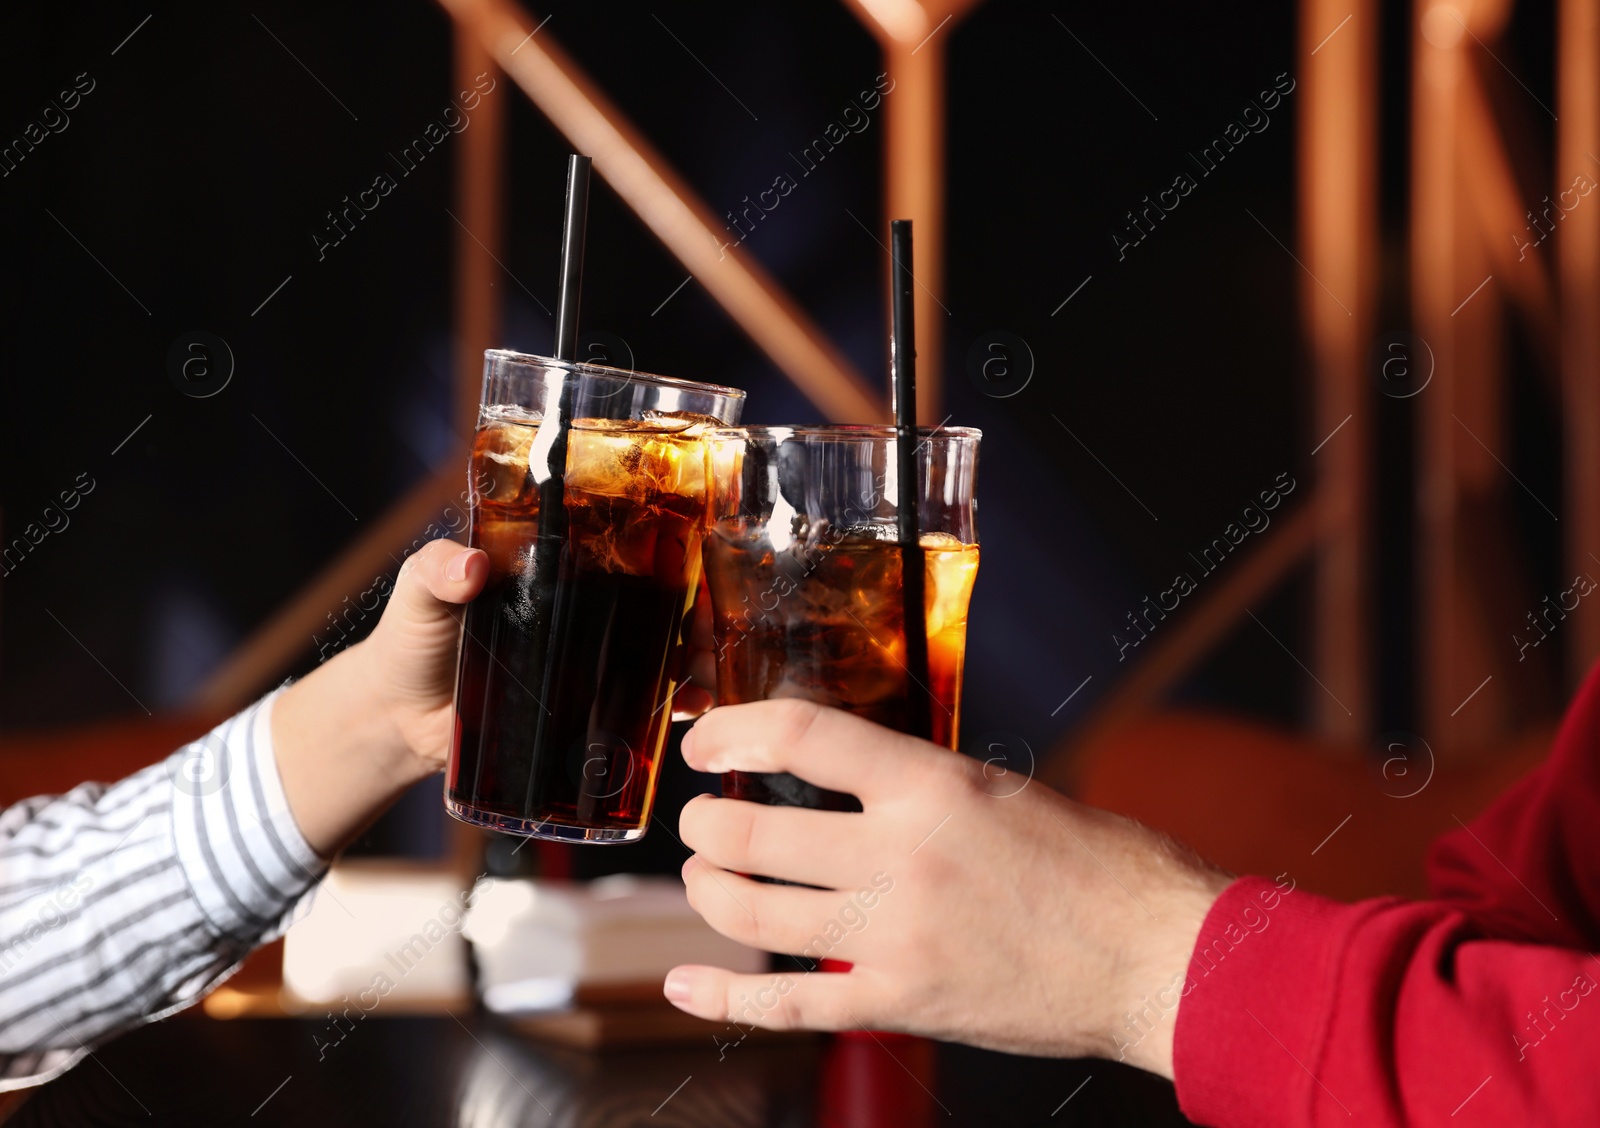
top-left (1175, 878), bottom-right (1600, 1126)
top-left (1424, 662), bottom-right (1600, 948)
top-left (665, 699), bottom-right (1600, 1127)
top-left (1174, 662), bottom-right (1600, 1127)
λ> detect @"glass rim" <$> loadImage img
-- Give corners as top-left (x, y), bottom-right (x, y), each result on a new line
top-left (483, 349), bottom-right (747, 400)
top-left (706, 423), bottom-right (981, 442)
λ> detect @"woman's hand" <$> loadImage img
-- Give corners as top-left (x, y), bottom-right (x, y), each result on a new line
top-left (363, 541), bottom-right (715, 765)
top-left (273, 539), bottom-right (487, 855)
top-left (663, 700), bottom-right (1231, 1078)
top-left (363, 539), bottom-right (490, 772)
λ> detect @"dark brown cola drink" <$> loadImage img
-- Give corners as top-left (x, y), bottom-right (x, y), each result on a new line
top-left (446, 410), bottom-right (717, 841)
top-left (703, 523), bottom-right (979, 812)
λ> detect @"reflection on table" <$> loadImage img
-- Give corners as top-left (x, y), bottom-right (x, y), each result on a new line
top-left (3, 1014), bottom-right (1196, 1127)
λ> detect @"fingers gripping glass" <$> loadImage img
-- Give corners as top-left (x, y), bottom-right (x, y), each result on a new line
top-left (701, 425), bottom-right (980, 812)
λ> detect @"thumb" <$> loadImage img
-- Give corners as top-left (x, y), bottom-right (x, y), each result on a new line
top-left (387, 539), bottom-right (488, 627)
top-left (366, 539), bottom-right (488, 710)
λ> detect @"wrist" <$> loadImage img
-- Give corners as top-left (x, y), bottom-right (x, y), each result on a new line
top-left (273, 643), bottom-right (431, 857)
top-left (1101, 854), bottom-right (1230, 1078)
top-left (338, 639), bottom-right (435, 783)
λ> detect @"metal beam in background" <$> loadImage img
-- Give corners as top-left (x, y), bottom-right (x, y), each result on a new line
top-left (1302, 0), bottom-right (1377, 743)
top-left (449, 31), bottom-right (507, 880)
top-left (451, 32), bottom-right (506, 437)
top-left (1413, 1), bottom-right (1464, 750)
top-left (1414, 1), bottom-right (1516, 752)
top-left (1451, 41), bottom-right (1564, 728)
top-left (1559, 0), bottom-right (1600, 686)
top-left (880, 39), bottom-right (946, 424)
top-left (436, 0), bottom-right (885, 424)
top-left (1456, 65), bottom-right (1557, 372)
top-left (1451, 58), bottom-right (1559, 730)
top-left (843, 0), bottom-right (982, 423)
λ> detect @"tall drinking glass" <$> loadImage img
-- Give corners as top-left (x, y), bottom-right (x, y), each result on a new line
top-left (701, 425), bottom-right (980, 811)
top-left (447, 351), bottom-right (744, 842)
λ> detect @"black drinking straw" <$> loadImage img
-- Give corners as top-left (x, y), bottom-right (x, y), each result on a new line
top-left (554, 155), bottom-right (591, 362)
top-left (522, 155), bottom-right (591, 823)
top-left (890, 220), bottom-right (933, 741)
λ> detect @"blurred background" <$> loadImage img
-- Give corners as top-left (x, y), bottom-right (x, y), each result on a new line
top-left (0, 0), bottom-right (1588, 1119)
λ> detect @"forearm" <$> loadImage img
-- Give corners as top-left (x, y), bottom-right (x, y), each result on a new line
top-left (0, 697), bottom-right (323, 1089)
top-left (271, 641), bottom-right (436, 858)
top-left (1426, 671), bottom-right (1600, 948)
top-left (0, 539), bottom-right (476, 1091)
top-left (1175, 877), bottom-right (1600, 1127)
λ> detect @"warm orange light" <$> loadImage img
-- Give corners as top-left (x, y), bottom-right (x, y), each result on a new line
top-left (850, 0), bottom-right (929, 43)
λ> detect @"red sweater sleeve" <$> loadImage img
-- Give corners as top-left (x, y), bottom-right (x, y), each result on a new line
top-left (1172, 664), bottom-right (1600, 1127)
top-left (1426, 662), bottom-right (1600, 946)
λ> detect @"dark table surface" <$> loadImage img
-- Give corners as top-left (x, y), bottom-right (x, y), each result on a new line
top-left (3, 1014), bottom-right (1199, 1127)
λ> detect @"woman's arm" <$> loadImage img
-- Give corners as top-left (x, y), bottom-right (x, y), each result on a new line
top-left (0, 695), bottom-right (320, 1090)
top-left (0, 539), bottom-right (485, 1091)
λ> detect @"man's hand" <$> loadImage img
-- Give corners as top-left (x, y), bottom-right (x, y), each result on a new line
top-left (663, 701), bottom-right (1231, 1078)
top-left (670, 578), bottom-right (717, 722)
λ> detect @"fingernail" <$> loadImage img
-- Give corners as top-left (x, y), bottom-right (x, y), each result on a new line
top-left (446, 550), bottom-right (472, 582)
top-left (681, 855), bottom-right (698, 880)
top-left (680, 725), bottom-right (698, 760)
top-left (663, 969), bottom-right (693, 1004)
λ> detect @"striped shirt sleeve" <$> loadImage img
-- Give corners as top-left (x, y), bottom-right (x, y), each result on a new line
top-left (0, 690), bottom-right (326, 1091)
